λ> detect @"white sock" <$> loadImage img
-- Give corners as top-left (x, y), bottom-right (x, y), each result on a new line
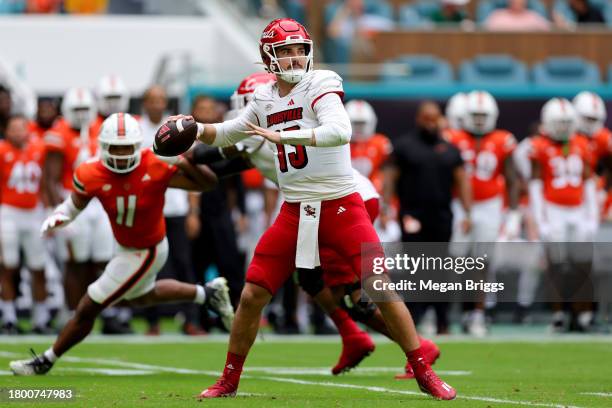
top-left (43, 348), bottom-right (57, 363)
top-left (33, 302), bottom-right (50, 328)
top-left (1, 300), bottom-right (17, 324)
top-left (194, 285), bottom-right (206, 305)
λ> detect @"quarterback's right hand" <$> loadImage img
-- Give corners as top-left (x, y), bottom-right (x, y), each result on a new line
top-left (41, 213), bottom-right (71, 236)
top-left (165, 114), bottom-right (193, 123)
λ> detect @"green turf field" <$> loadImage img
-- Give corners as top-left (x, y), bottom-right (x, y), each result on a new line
top-left (0, 335), bottom-right (611, 407)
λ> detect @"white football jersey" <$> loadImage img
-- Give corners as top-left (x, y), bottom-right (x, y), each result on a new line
top-left (214, 70), bottom-right (355, 203)
top-left (246, 136), bottom-right (378, 203)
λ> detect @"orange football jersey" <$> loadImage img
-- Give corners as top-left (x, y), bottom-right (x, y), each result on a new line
top-left (447, 129), bottom-right (517, 201)
top-left (27, 120), bottom-right (54, 141)
top-left (73, 149), bottom-right (178, 249)
top-left (350, 133), bottom-right (392, 192)
top-left (529, 135), bottom-right (590, 206)
top-left (43, 118), bottom-right (98, 192)
top-left (0, 138), bottom-right (46, 209)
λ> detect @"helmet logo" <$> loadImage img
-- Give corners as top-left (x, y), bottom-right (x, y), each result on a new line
top-left (262, 30), bottom-right (276, 39)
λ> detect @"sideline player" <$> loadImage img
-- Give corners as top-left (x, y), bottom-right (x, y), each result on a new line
top-left (0, 115), bottom-right (50, 333)
top-left (165, 19), bottom-right (456, 400)
top-left (446, 90), bottom-right (519, 336)
top-left (529, 98), bottom-right (597, 332)
top-left (9, 113), bottom-right (234, 375)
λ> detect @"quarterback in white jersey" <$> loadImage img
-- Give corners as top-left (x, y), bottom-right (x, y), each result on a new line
top-left (193, 72), bottom-right (444, 378)
top-left (166, 18), bottom-right (456, 401)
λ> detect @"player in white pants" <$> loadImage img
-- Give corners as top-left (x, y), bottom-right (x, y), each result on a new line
top-left (0, 115), bottom-right (51, 333)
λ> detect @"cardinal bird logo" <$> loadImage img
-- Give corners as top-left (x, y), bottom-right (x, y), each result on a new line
top-left (304, 205), bottom-right (317, 218)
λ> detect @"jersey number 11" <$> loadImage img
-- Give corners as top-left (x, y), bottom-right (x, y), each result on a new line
top-left (116, 195), bottom-right (137, 227)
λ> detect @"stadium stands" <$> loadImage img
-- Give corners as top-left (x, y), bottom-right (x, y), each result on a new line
top-left (380, 54), bottom-right (454, 85)
top-left (532, 56), bottom-right (602, 88)
top-left (459, 54), bottom-right (529, 87)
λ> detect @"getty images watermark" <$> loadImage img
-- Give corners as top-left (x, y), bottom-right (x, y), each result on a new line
top-left (371, 252), bottom-right (505, 294)
top-left (361, 242), bottom-right (612, 303)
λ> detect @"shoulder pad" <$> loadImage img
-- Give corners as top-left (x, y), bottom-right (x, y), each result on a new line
top-left (306, 70), bottom-right (344, 97)
top-left (252, 82), bottom-right (275, 103)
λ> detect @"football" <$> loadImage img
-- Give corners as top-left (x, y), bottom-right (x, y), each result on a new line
top-left (153, 118), bottom-right (198, 157)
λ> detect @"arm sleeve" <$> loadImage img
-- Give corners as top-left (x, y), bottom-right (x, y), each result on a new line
top-left (279, 93), bottom-right (351, 147)
top-left (210, 101), bottom-right (258, 148)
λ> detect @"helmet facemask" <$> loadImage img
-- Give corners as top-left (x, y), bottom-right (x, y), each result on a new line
top-left (468, 113), bottom-right (490, 136)
top-left (68, 106), bottom-right (94, 129)
top-left (577, 114), bottom-right (604, 137)
top-left (100, 94), bottom-right (129, 118)
top-left (545, 118), bottom-right (575, 142)
top-left (100, 142), bottom-right (142, 174)
top-left (263, 40), bottom-right (313, 84)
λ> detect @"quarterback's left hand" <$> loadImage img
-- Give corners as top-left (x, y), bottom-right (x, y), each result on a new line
top-left (245, 121), bottom-right (281, 144)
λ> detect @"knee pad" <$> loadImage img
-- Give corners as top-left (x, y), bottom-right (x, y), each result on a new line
top-left (296, 267), bottom-right (325, 297)
top-left (340, 282), bottom-right (377, 322)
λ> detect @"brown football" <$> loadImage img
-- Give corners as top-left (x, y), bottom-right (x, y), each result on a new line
top-left (153, 118), bottom-right (198, 157)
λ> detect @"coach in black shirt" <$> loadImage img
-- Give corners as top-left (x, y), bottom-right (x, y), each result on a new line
top-left (384, 101), bottom-right (471, 242)
top-left (383, 101), bottom-right (471, 333)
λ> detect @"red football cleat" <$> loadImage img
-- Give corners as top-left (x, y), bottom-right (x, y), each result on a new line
top-left (413, 358), bottom-right (456, 400)
top-left (198, 377), bottom-right (238, 398)
top-left (395, 338), bottom-right (440, 379)
top-left (331, 332), bottom-right (375, 375)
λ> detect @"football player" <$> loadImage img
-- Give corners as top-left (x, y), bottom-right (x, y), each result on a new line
top-left (446, 90), bottom-right (520, 337)
top-left (9, 113), bottom-right (234, 375)
top-left (573, 91), bottom-right (610, 236)
top-left (0, 115), bottom-right (50, 333)
top-left (529, 98), bottom-right (597, 332)
top-left (191, 72), bottom-right (441, 378)
top-left (166, 18), bottom-right (456, 400)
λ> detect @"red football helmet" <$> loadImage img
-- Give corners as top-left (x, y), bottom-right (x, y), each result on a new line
top-left (230, 72), bottom-right (276, 111)
top-left (259, 18), bottom-right (313, 84)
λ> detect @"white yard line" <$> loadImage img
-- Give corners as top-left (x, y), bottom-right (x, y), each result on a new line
top-left (0, 350), bottom-right (585, 407)
top-left (581, 392), bottom-right (612, 397)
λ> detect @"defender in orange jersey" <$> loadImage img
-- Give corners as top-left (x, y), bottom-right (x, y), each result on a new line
top-left (446, 90), bottom-right (520, 337)
top-left (0, 115), bottom-right (51, 334)
top-left (529, 98), bottom-right (597, 333)
top-left (9, 113), bottom-right (234, 376)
